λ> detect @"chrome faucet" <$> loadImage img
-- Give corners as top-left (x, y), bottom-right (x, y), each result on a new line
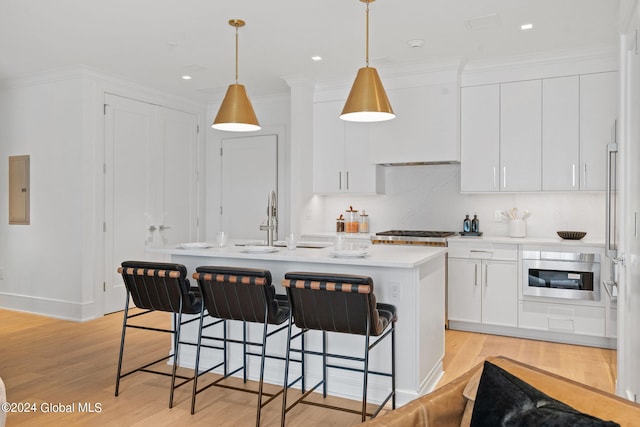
top-left (259, 190), bottom-right (277, 246)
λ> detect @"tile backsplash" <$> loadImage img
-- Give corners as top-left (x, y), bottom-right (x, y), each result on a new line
top-left (305, 164), bottom-right (605, 240)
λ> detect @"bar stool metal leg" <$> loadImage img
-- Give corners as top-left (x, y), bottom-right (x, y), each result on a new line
top-left (391, 323), bottom-right (396, 409)
top-left (322, 331), bottom-right (328, 398)
top-left (114, 296), bottom-right (130, 397)
top-left (361, 321), bottom-right (371, 422)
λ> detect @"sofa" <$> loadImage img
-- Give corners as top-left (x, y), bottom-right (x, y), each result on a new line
top-left (364, 356), bottom-right (640, 427)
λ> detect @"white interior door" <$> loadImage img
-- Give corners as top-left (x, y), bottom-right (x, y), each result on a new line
top-left (156, 106), bottom-right (198, 246)
top-left (104, 94), bottom-right (198, 314)
top-left (221, 135), bottom-right (278, 241)
top-left (104, 94), bottom-right (154, 314)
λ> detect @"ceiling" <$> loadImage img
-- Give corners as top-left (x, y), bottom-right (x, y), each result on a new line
top-left (0, 0), bottom-right (620, 103)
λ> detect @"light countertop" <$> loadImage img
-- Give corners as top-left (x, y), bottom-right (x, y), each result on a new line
top-left (149, 240), bottom-right (447, 269)
top-left (448, 235), bottom-right (605, 247)
top-left (303, 231), bottom-right (604, 248)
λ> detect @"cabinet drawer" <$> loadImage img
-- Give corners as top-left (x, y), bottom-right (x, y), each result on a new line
top-left (448, 243), bottom-right (517, 261)
top-left (518, 300), bottom-right (605, 337)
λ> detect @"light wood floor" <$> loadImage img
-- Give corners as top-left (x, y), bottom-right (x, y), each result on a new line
top-left (0, 309), bottom-right (616, 426)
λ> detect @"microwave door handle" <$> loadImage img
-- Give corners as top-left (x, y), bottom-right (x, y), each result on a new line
top-left (606, 142), bottom-right (618, 257)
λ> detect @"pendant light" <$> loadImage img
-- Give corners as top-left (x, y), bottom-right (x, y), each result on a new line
top-left (340, 0), bottom-right (395, 122)
top-left (212, 19), bottom-right (261, 132)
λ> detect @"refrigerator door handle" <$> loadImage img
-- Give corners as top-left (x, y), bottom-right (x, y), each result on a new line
top-left (606, 141), bottom-right (618, 257)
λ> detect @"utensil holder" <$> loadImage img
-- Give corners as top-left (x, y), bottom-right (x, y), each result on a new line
top-left (509, 219), bottom-right (526, 238)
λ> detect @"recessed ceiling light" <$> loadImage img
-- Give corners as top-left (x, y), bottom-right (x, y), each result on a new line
top-left (312, 56), bottom-right (322, 61)
top-left (520, 23), bottom-right (534, 31)
top-left (181, 75), bottom-right (192, 80)
top-left (408, 39), bottom-right (424, 48)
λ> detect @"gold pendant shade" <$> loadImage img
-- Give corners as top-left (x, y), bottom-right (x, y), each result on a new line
top-left (213, 84), bottom-right (260, 132)
top-left (340, 67), bottom-right (395, 122)
top-left (340, 0), bottom-right (395, 122)
top-left (212, 19), bottom-right (261, 132)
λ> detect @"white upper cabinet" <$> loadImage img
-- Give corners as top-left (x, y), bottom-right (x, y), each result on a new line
top-left (313, 100), bottom-right (383, 194)
top-left (500, 80), bottom-right (542, 192)
top-left (542, 76), bottom-right (580, 191)
top-left (460, 85), bottom-right (500, 192)
top-left (461, 81), bottom-right (542, 192)
top-left (580, 72), bottom-right (618, 191)
top-left (461, 71), bottom-right (617, 193)
top-left (368, 82), bottom-right (459, 164)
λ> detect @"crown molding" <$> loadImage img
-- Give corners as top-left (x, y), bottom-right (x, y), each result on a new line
top-left (0, 65), bottom-right (209, 110)
top-left (461, 46), bottom-right (618, 86)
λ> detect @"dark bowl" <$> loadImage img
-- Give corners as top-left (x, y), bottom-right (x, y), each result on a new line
top-left (557, 231), bottom-right (587, 240)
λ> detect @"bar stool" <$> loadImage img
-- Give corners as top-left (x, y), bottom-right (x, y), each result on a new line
top-left (280, 271), bottom-right (397, 425)
top-left (191, 266), bottom-right (297, 426)
top-left (115, 261), bottom-right (223, 408)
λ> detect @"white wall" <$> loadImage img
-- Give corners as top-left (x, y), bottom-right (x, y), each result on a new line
top-left (0, 75), bottom-right (89, 319)
top-left (0, 69), bottom-right (207, 321)
top-left (317, 164), bottom-right (605, 240)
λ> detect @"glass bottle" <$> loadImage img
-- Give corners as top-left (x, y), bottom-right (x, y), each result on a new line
top-left (345, 206), bottom-right (359, 233)
top-left (336, 215), bottom-right (345, 233)
top-left (471, 213), bottom-right (479, 233)
top-left (359, 210), bottom-right (369, 233)
top-left (463, 214), bottom-right (471, 233)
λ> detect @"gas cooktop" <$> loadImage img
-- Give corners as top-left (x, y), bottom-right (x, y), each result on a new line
top-left (375, 230), bottom-right (456, 238)
top-left (371, 230), bottom-right (456, 246)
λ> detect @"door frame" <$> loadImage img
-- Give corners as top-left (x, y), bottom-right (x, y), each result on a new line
top-left (206, 125), bottom-right (288, 242)
top-left (94, 83), bottom-right (206, 317)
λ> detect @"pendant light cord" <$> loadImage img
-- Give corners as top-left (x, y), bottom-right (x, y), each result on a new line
top-left (365, 0), bottom-right (370, 67)
top-left (235, 24), bottom-right (239, 84)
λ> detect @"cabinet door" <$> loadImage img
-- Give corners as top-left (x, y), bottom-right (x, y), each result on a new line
top-left (460, 85), bottom-right (500, 192)
top-left (500, 80), bottom-right (542, 191)
top-left (369, 83), bottom-right (459, 164)
top-left (344, 122), bottom-right (380, 193)
top-left (542, 76), bottom-right (580, 191)
top-left (313, 101), bottom-right (346, 193)
top-left (580, 72), bottom-right (618, 191)
top-left (448, 258), bottom-right (482, 323)
top-left (482, 261), bottom-right (518, 327)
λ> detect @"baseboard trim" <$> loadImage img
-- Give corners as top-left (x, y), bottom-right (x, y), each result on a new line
top-left (0, 292), bottom-right (97, 322)
top-left (448, 321), bottom-right (616, 349)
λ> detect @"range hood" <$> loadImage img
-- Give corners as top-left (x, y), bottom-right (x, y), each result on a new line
top-left (378, 160), bottom-right (460, 167)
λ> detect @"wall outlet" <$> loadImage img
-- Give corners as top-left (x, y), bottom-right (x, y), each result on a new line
top-left (494, 210), bottom-right (503, 222)
top-left (390, 283), bottom-right (401, 301)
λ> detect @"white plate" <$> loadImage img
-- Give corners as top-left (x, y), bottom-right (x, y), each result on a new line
top-left (177, 242), bottom-right (212, 249)
top-left (330, 250), bottom-right (368, 258)
top-left (242, 246), bottom-right (279, 253)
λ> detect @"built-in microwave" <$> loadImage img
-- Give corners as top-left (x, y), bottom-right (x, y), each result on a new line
top-left (522, 250), bottom-right (600, 302)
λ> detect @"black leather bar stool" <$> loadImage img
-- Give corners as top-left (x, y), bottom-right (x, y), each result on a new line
top-left (191, 266), bottom-right (296, 426)
top-left (280, 271), bottom-right (397, 425)
top-left (115, 261), bottom-right (224, 408)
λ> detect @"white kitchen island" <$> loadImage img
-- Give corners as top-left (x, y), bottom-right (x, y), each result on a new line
top-left (148, 242), bottom-right (446, 406)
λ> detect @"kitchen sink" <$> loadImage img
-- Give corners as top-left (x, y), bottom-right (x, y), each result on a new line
top-left (235, 241), bottom-right (331, 249)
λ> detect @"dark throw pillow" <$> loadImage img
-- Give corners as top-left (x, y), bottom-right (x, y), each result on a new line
top-left (470, 361), bottom-right (620, 427)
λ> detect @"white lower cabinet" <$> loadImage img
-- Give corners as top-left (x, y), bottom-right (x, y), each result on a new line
top-left (448, 243), bottom-right (518, 327)
top-left (448, 240), bottom-right (612, 346)
top-left (518, 300), bottom-right (606, 337)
